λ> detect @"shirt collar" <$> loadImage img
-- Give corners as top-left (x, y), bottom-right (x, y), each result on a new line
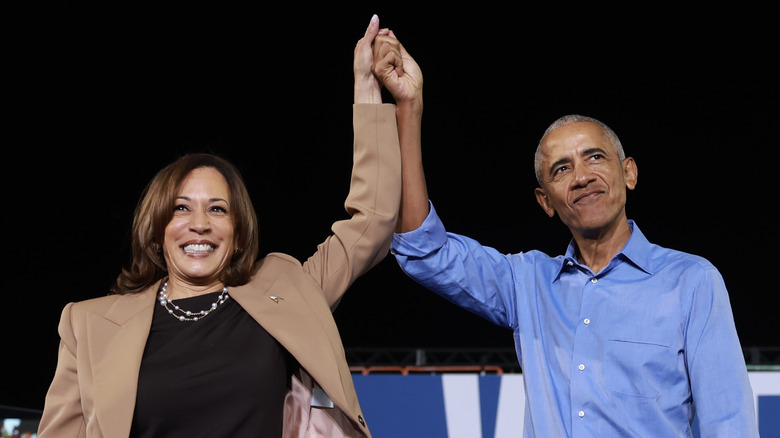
top-left (557, 220), bottom-right (654, 279)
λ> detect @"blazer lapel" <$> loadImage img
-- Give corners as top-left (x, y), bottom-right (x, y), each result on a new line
top-left (87, 285), bottom-right (156, 437)
top-left (230, 257), bottom-right (351, 411)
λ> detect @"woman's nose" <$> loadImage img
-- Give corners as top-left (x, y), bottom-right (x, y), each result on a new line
top-left (189, 211), bottom-right (210, 232)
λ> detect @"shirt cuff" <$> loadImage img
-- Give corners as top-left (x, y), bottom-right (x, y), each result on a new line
top-left (391, 201), bottom-right (448, 258)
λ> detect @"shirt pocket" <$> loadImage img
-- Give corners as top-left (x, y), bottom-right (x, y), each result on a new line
top-left (605, 338), bottom-right (671, 398)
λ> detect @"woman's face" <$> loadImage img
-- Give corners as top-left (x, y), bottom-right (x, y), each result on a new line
top-left (162, 167), bottom-right (235, 287)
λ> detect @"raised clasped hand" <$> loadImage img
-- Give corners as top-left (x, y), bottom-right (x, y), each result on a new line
top-left (371, 27), bottom-right (423, 107)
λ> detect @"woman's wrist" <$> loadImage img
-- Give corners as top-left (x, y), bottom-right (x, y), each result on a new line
top-left (354, 80), bottom-right (382, 104)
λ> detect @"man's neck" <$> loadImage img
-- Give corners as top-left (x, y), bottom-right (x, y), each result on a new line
top-left (572, 220), bottom-right (632, 274)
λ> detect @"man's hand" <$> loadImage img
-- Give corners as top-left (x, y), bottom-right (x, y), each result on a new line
top-left (372, 30), bottom-right (423, 109)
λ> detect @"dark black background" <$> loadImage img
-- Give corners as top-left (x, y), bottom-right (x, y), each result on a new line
top-left (5, 5), bottom-right (777, 411)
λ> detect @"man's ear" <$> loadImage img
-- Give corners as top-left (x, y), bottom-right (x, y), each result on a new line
top-left (623, 157), bottom-right (638, 190)
top-left (535, 187), bottom-right (556, 218)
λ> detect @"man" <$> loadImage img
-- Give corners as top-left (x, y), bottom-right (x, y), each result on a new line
top-left (374, 34), bottom-right (759, 436)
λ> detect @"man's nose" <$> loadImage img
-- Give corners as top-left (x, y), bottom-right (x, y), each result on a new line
top-left (572, 165), bottom-right (592, 187)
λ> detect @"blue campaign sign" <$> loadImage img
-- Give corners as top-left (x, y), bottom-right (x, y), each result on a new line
top-left (759, 395), bottom-right (780, 438)
top-left (353, 374), bottom-right (525, 437)
top-left (353, 372), bottom-right (779, 437)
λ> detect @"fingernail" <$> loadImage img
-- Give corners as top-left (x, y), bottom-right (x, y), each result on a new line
top-left (371, 14), bottom-right (378, 24)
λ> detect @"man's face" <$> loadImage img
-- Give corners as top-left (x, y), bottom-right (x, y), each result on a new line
top-left (534, 121), bottom-right (637, 238)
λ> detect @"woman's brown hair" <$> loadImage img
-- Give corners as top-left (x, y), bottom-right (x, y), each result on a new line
top-left (112, 153), bottom-right (259, 294)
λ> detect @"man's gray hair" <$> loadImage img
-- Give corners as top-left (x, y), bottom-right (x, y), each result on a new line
top-left (534, 114), bottom-right (625, 186)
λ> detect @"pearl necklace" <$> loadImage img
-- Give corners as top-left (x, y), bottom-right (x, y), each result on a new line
top-left (157, 281), bottom-right (229, 322)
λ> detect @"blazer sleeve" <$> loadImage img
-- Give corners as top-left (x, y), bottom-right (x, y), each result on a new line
top-left (38, 303), bottom-right (87, 438)
top-left (301, 103), bottom-right (401, 308)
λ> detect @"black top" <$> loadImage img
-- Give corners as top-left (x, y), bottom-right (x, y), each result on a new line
top-left (130, 291), bottom-right (291, 438)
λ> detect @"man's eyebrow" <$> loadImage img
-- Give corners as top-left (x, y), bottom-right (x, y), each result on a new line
top-left (582, 147), bottom-right (609, 156)
top-left (547, 147), bottom-right (610, 176)
top-left (549, 157), bottom-right (571, 175)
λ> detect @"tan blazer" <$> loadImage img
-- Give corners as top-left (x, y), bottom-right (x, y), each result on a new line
top-left (38, 104), bottom-right (401, 438)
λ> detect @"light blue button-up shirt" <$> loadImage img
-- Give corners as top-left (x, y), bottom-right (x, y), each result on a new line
top-left (391, 202), bottom-right (758, 437)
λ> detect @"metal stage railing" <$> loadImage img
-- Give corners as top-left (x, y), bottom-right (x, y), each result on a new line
top-left (346, 346), bottom-right (780, 374)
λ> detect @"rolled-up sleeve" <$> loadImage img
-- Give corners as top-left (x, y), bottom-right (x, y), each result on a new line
top-left (391, 201), bottom-right (448, 258)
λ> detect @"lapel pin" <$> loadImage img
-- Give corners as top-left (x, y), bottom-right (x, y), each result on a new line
top-left (269, 296), bottom-right (284, 304)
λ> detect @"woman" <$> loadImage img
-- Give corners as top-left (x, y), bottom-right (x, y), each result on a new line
top-left (38, 15), bottom-right (402, 437)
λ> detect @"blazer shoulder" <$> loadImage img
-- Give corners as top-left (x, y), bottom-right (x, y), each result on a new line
top-left (246, 253), bottom-right (304, 285)
top-left (256, 252), bottom-right (303, 270)
top-left (55, 294), bottom-right (124, 343)
top-left (66, 293), bottom-right (122, 315)
top-left (61, 287), bottom-right (156, 328)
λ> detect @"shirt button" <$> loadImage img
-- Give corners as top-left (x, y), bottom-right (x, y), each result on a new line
top-left (590, 278), bottom-right (597, 284)
top-left (583, 318), bottom-right (590, 325)
top-left (578, 364), bottom-right (585, 371)
top-left (578, 410), bottom-right (585, 418)
top-left (567, 260), bottom-right (574, 266)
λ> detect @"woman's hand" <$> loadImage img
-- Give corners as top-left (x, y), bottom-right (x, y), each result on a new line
top-left (353, 14), bottom-right (383, 104)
